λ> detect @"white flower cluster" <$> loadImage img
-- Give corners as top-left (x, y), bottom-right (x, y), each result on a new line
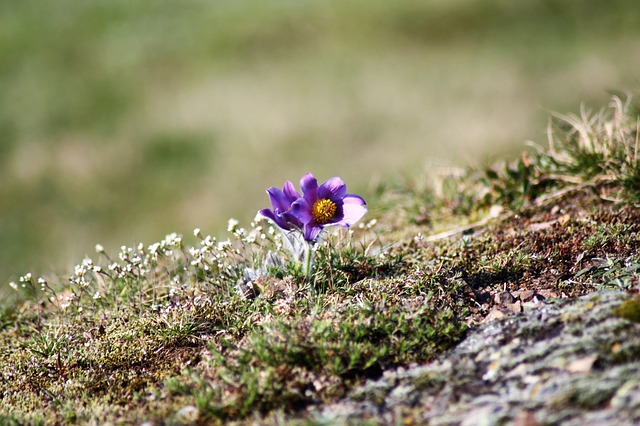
top-left (188, 233), bottom-right (229, 273)
top-left (7, 216), bottom-right (292, 311)
top-left (358, 218), bottom-right (378, 230)
top-left (71, 258), bottom-right (102, 287)
top-left (9, 272), bottom-right (34, 291)
top-left (148, 232), bottom-right (183, 260)
top-left (101, 233), bottom-right (185, 280)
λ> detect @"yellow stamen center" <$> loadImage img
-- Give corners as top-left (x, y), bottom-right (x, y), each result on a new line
top-left (312, 199), bottom-right (337, 224)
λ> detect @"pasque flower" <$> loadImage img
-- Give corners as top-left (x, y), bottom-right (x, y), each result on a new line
top-left (291, 173), bottom-right (367, 242)
top-left (258, 180), bottom-right (303, 231)
top-left (260, 172), bottom-right (367, 280)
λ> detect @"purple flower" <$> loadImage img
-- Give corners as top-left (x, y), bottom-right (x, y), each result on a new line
top-left (259, 181), bottom-right (304, 231)
top-left (291, 173), bottom-right (367, 241)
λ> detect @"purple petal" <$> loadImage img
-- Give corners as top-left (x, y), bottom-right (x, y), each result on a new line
top-left (282, 180), bottom-right (300, 200)
top-left (304, 224), bottom-right (323, 242)
top-left (343, 194), bottom-right (366, 205)
top-left (334, 196), bottom-right (367, 227)
top-left (259, 208), bottom-right (290, 230)
top-left (266, 187), bottom-right (291, 213)
top-left (259, 208), bottom-right (277, 222)
top-left (300, 173), bottom-right (318, 204)
top-left (281, 211), bottom-right (303, 228)
top-left (291, 198), bottom-right (314, 224)
top-left (318, 177), bottom-right (346, 200)
top-left (328, 203), bottom-right (344, 224)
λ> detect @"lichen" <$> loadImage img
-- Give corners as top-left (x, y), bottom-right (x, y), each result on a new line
top-left (614, 297), bottom-right (640, 323)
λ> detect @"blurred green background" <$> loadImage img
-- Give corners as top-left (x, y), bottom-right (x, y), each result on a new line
top-left (1, 0), bottom-right (640, 287)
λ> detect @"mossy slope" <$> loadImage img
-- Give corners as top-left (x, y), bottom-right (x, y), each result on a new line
top-left (1, 95), bottom-right (640, 424)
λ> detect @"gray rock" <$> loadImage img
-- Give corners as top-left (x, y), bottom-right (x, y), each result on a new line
top-left (310, 291), bottom-right (640, 425)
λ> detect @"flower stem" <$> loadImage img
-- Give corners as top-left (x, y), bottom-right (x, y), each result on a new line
top-left (303, 241), bottom-right (314, 281)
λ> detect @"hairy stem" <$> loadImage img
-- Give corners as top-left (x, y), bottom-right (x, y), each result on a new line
top-left (303, 241), bottom-right (314, 281)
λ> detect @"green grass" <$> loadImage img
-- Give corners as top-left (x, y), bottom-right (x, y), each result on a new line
top-left (2, 0), bottom-right (640, 287)
top-left (2, 94), bottom-right (640, 423)
top-left (0, 218), bottom-right (468, 423)
top-left (482, 95), bottom-right (640, 208)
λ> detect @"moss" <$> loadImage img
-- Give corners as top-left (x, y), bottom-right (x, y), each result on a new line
top-left (614, 297), bottom-right (640, 323)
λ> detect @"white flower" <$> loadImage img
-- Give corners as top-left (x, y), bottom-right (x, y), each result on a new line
top-left (227, 218), bottom-right (239, 232)
top-left (193, 228), bottom-right (201, 238)
top-left (244, 230), bottom-right (256, 243)
top-left (9, 281), bottom-right (18, 290)
top-left (95, 244), bottom-right (105, 253)
top-left (148, 242), bottom-right (161, 255)
top-left (203, 236), bottom-right (215, 249)
top-left (165, 233), bottom-right (182, 246)
top-left (217, 239), bottom-right (231, 250)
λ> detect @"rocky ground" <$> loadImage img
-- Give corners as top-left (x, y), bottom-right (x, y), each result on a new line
top-left (283, 184), bottom-right (640, 426)
top-left (309, 290), bottom-right (640, 425)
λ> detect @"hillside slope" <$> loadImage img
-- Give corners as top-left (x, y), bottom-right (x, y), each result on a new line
top-left (1, 95), bottom-right (640, 425)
